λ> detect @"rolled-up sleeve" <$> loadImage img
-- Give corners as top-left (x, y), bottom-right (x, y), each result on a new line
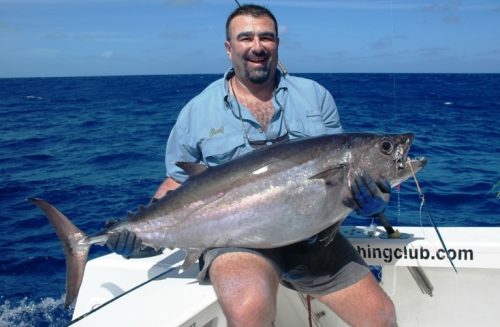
top-left (318, 83), bottom-right (343, 134)
top-left (165, 103), bottom-right (201, 183)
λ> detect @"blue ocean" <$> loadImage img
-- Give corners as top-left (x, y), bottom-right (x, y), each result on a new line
top-left (1, 74), bottom-right (499, 326)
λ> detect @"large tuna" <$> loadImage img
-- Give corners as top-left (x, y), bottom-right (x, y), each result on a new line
top-left (30, 133), bottom-right (426, 307)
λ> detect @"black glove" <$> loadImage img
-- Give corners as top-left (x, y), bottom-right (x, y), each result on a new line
top-left (351, 175), bottom-right (391, 217)
top-left (105, 228), bottom-right (163, 259)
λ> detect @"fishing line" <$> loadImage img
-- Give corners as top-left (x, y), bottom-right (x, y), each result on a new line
top-left (396, 184), bottom-right (401, 225)
top-left (68, 266), bottom-right (177, 325)
top-left (391, 0), bottom-right (398, 118)
top-left (409, 161), bottom-right (458, 274)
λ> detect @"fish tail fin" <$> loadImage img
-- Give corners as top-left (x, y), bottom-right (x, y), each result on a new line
top-left (29, 197), bottom-right (90, 308)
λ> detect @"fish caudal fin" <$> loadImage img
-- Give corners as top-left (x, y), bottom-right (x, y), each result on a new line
top-left (29, 198), bottom-right (90, 308)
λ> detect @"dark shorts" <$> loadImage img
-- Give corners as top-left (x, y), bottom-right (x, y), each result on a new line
top-left (198, 232), bottom-right (370, 295)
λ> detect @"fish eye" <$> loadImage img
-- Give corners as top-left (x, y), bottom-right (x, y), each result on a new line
top-left (380, 140), bottom-right (394, 155)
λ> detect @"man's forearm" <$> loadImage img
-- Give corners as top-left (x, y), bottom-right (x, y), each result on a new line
top-left (152, 177), bottom-right (181, 201)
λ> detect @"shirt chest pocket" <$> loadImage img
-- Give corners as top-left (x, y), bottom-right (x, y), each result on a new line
top-left (199, 134), bottom-right (247, 166)
top-left (288, 110), bottom-right (327, 137)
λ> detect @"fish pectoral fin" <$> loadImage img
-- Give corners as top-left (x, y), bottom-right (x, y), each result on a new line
top-left (180, 249), bottom-right (204, 271)
top-left (309, 164), bottom-right (346, 186)
top-left (176, 162), bottom-right (208, 177)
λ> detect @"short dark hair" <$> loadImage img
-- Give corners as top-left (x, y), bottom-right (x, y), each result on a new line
top-left (225, 4), bottom-right (278, 41)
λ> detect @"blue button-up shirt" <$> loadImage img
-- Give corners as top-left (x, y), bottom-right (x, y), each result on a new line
top-left (165, 69), bottom-right (343, 183)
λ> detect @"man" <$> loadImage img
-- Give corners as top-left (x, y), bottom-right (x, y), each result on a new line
top-left (107, 4), bottom-right (397, 326)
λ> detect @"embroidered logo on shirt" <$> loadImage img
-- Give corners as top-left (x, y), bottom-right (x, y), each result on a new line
top-left (209, 127), bottom-right (224, 137)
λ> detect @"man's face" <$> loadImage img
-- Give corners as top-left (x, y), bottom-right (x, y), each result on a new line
top-left (225, 15), bottom-right (279, 85)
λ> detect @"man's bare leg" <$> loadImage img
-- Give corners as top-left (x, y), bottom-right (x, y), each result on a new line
top-left (316, 273), bottom-right (397, 327)
top-left (209, 252), bottom-right (280, 327)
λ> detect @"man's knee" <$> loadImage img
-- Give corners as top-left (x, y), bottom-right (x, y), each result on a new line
top-left (317, 273), bottom-right (398, 327)
top-left (372, 297), bottom-right (397, 327)
top-left (223, 291), bottom-right (276, 327)
top-left (209, 252), bottom-right (279, 327)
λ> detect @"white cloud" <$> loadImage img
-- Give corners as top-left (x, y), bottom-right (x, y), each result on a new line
top-left (278, 24), bottom-right (288, 36)
top-left (100, 50), bottom-right (114, 59)
top-left (369, 34), bottom-right (407, 51)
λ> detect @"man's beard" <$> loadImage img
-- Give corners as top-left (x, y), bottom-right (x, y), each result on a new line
top-left (244, 58), bottom-right (273, 84)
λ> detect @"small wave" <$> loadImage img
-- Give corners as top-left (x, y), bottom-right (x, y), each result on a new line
top-left (85, 151), bottom-right (148, 167)
top-left (442, 100), bottom-right (490, 110)
top-left (79, 120), bottom-right (99, 128)
top-left (0, 182), bottom-right (31, 195)
top-left (1, 256), bottom-right (64, 275)
top-left (51, 97), bottom-right (91, 104)
top-left (12, 217), bottom-right (49, 230)
top-left (25, 95), bottom-right (44, 101)
top-left (24, 154), bottom-right (55, 162)
top-left (0, 296), bottom-right (71, 327)
top-left (136, 98), bottom-right (155, 104)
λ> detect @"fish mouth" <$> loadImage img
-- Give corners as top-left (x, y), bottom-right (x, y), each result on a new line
top-left (407, 156), bottom-right (428, 173)
top-left (392, 156), bottom-right (427, 187)
top-left (390, 133), bottom-right (427, 186)
top-left (395, 133), bottom-right (414, 170)
top-left (396, 134), bottom-right (427, 173)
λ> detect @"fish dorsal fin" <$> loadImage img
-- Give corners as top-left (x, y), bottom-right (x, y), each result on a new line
top-left (309, 164), bottom-right (346, 185)
top-left (176, 162), bottom-right (208, 177)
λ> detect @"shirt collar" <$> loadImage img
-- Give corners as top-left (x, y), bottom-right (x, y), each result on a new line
top-left (223, 68), bottom-right (288, 106)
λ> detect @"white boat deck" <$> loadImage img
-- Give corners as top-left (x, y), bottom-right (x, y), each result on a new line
top-left (71, 226), bottom-right (500, 326)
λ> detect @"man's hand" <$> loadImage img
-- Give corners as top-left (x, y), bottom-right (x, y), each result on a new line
top-left (105, 228), bottom-right (162, 259)
top-left (351, 175), bottom-right (391, 217)
top-left (106, 229), bottom-right (143, 257)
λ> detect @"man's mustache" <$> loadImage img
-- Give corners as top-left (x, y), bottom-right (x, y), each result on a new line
top-left (245, 52), bottom-right (270, 61)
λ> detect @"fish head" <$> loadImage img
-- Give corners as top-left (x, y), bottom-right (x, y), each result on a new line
top-left (349, 133), bottom-right (427, 187)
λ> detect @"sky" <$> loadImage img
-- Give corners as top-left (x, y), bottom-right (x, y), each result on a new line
top-left (1, 0), bottom-right (499, 77)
